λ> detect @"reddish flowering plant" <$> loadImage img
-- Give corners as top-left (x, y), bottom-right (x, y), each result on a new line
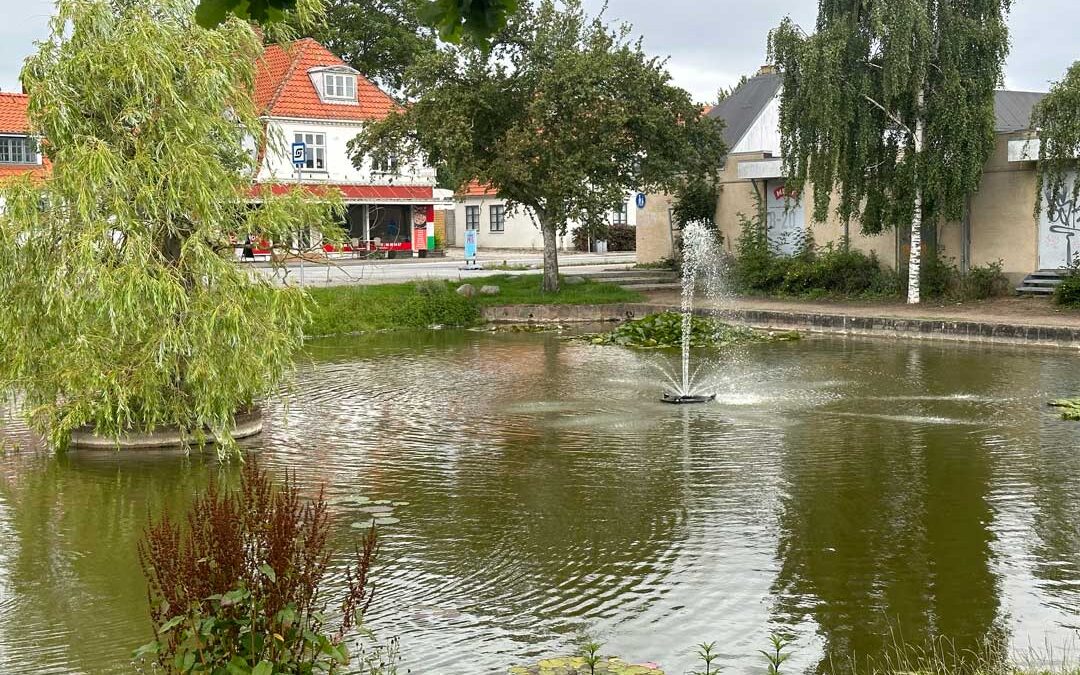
top-left (135, 460), bottom-right (377, 674)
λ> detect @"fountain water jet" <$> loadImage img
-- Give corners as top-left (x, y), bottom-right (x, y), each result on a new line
top-left (662, 222), bottom-right (723, 404)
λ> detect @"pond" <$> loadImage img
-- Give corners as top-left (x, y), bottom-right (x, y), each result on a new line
top-left (1, 330), bottom-right (1079, 674)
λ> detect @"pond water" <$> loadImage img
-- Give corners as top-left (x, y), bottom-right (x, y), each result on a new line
top-left (1, 330), bottom-right (1079, 674)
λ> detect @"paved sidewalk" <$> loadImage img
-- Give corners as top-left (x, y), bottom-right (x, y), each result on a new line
top-left (645, 292), bottom-right (1080, 329)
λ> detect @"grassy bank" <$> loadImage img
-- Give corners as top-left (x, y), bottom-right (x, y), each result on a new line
top-left (304, 275), bottom-right (643, 336)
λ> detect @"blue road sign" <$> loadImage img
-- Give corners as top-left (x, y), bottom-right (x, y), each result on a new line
top-left (636, 192), bottom-right (647, 209)
top-left (291, 142), bottom-right (306, 168)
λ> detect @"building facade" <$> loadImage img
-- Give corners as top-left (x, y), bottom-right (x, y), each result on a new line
top-left (0, 93), bottom-right (48, 186)
top-left (452, 182), bottom-right (641, 251)
top-left (637, 71), bottom-right (1065, 285)
top-left (253, 38), bottom-right (438, 255)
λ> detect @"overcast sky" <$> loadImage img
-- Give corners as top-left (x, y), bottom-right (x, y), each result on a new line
top-left (1, 0), bottom-right (1076, 100)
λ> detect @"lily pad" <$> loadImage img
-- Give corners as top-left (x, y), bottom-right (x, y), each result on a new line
top-left (358, 505), bottom-right (395, 515)
top-left (369, 499), bottom-right (394, 506)
top-left (392, 501), bottom-right (411, 507)
top-left (336, 496), bottom-right (371, 506)
top-left (373, 516), bottom-right (400, 526)
top-left (350, 519), bottom-right (375, 529)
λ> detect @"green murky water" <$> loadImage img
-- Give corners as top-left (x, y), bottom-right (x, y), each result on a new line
top-left (1, 331), bottom-right (1078, 673)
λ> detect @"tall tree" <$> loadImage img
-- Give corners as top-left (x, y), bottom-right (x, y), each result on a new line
top-left (769, 0), bottom-right (1011, 304)
top-left (1032, 61), bottom-right (1080, 225)
top-left (0, 0), bottom-right (340, 450)
top-left (349, 0), bottom-right (726, 292)
top-left (306, 0), bottom-right (437, 93)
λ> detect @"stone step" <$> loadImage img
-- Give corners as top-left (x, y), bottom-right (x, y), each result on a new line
top-left (1016, 285), bottom-right (1055, 295)
top-left (619, 282), bottom-right (683, 292)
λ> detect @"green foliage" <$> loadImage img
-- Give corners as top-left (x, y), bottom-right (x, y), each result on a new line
top-left (1050, 399), bottom-right (1080, 421)
top-left (304, 0), bottom-right (437, 92)
top-left (0, 0), bottom-right (341, 450)
top-left (349, 0), bottom-right (726, 292)
top-left (760, 634), bottom-right (791, 675)
top-left (1033, 61), bottom-right (1080, 219)
top-left (672, 177), bottom-right (719, 230)
top-left (960, 260), bottom-right (1011, 300)
top-left (588, 312), bottom-right (798, 349)
top-left (918, 256), bottom-right (1011, 301)
top-left (304, 275), bottom-right (642, 336)
top-left (418, 0), bottom-right (519, 45)
top-left (768, 1), bottom-right (1011, 235)
top-left (135, 460), bottom-right (381, 673)
top-left (690, 641), bottom-right (720, 675)
top-left (733, 213), bottom-right (897, 298)
top-left (1054, 269), bottom-right (1080, 307)
top-left (196, 0), bottom-right (325, 31)
top-left (573, 224), bottom-right (637, 252)
top-left (634, 259), bottom-right (675, 270)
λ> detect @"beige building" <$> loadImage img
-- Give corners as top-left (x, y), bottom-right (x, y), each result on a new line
top-left (637, 72), bottom-right (1064, 290)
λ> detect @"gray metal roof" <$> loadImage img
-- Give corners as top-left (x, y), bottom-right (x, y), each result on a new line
top-left (994, 90), bottom-right (1046, 133)
top-left (708, 76), bottom-right (1046, 146)
top-left (707, 73), bottom-right (781, 149)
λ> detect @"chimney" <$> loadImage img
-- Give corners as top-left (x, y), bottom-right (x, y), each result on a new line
top-left (757, 65), bottom-right (777, 77)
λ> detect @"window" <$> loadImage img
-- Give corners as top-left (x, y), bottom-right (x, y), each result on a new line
top-left (374, 154), bottom-right (399, 174)
top-left (489, 205), bottom-right (505, 233)
top-left (323, 73), bottom-right (356, 101)
top-left (465, 205), bottom-right (480, 231)
top-left (0, 136), bottom-right (35, 164)
top-left (611, 203), bottom-right (629, 225)
top-left (293, 132), bottom-right (325, 171)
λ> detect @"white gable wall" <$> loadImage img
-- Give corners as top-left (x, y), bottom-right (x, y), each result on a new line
top-left (730, 94), bottom-right (782, 156)
top-left (452, 194), bottom-right (638, 250)
top-left (257, 117), bottom-right (436, 187)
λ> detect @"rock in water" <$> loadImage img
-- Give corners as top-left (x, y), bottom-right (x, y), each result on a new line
top-left (456, 283), bottom-right (477, 298)
top-left (480, 285), bottom-right (501, 296)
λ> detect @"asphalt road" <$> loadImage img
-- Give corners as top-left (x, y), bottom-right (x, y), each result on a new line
top-left (252, 251), bottom-right (637, 286)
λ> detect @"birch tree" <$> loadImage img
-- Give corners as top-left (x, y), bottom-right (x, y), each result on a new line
top-left (769, 0), bottom-right (1011, 304)
top-left (1033, 61), bottom-right (1080, 224)
top-left (349, 0), bottom-right (725, 292)
top-left (0, 0), bottom-right (341, 450)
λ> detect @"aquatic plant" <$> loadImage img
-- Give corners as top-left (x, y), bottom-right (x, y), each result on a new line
top-left (760, 634), bottom-right (791, 675)
top-left (135, 460), bottom-right (380, 673)
top-left (689, 641), bottom-right (720, 675)
top-left (1049, 399), bottom-right (1080, 421)
top-left (586, 312), bottom-right (797, 350)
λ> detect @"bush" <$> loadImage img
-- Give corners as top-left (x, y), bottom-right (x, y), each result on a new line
top-left (732, 212), bottom-right (895, 298)
top-left (960, 260), bottom-right (1011, 300)
top-left (573, 223), bottom-right (637, 252)
top-left (916, 256), bottom-right (1011, 301)
top-left (586, 312), bottom-right (798, 349)
top-left (135, 460), bottom-right (385, 674)
top-left (1055, 270), bottom-right (1080, 306)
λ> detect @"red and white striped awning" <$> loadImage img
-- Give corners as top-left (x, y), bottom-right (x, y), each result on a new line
top-left (250, 183), bottom-right (434, 204)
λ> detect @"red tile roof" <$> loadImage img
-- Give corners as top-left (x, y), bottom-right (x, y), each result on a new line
top-left (255, 38), bottom-right (399, 122)
top-left (0, 93), bottom-right (49, 181)
top-left (458, 180), bottom-right (497, 197)
top-left (253, 183), bottom-right (432, 202)
top-left (0, 93), bottom-right (30, 134)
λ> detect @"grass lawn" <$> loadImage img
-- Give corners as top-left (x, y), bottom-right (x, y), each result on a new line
top-left (304, 274), bottom-right (642, 336)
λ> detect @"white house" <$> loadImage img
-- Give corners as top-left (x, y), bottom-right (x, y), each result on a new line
top-left (252, 38), bottom-right (438, 255)
top-left (0, 93), bottom-right (48, 189)
top-left (452, 181), bottom-right (639, 251)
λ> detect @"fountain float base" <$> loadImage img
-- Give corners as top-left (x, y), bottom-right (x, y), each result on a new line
top-left (661, 393), bottom-right (716, 405)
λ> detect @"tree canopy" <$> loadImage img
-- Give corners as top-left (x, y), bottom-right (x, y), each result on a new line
top-left (0, 0), bottom-right (340, 449)
top-left (304, 0), bottom-right (437, 93)
top-left (769, 0), bottom-right (1011, 303)
top-left (1032, 61), bottom-right (1080, 221)
top-left (197, 0), bottom-right (516, 47)
top-left (350, 0), bottom-right (725, 292)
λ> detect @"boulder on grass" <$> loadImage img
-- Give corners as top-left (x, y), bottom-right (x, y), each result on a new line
top-left (564, 276), bottom-right (586, 286)
top-left (456, 284), bottom-right (477, 298)
top-left (480, 285), bottom-right (501, 296)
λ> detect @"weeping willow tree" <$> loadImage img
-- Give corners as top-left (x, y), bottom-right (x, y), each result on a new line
top-left (1033, 61), bottom-right (1080, 222)
top-left (769, 0), bottom-right (1011, 304)
top-left (0, 0), bottom-right (341, 450)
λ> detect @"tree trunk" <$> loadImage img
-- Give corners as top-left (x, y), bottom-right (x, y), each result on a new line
top-left (540, 218), bottom-right (560, 293)
top-left (907, 96), bottom-right (926, 305)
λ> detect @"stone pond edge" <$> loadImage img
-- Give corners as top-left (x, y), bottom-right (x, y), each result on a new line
top-left (481, 303), bottom-right (1080, 349)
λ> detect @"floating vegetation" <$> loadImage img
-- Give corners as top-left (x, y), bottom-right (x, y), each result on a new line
top-left (509, 657), bottom-right (663, 675)
top-left (475, 324), bottom-right (567, 334)
top-left (1049, 399), bottom-right (1080, 420)
top-left (342, 496), bottom-right (405, 528)
top-left (582, 312), bottom-right (798, 349)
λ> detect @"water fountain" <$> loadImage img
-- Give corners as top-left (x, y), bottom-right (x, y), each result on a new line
top-left (662, 222), bottom-right (724, 404)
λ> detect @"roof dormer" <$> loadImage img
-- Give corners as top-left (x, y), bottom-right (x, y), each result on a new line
top-left (309, 65), bottom-right (359, 105)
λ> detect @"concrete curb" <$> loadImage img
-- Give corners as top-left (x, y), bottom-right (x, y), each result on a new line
top-left (481, 303), bottom-right (1080, 349)
top-left (69, 409), bottom-right (264, 450)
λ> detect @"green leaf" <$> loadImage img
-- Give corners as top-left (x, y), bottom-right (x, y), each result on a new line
top-left (221, 588), bottom-right (250, 606)
top-left (132, 640), bottom-right (160, 660)
top-left (194, 0), bottom-right (236, 28)
top-left (252, 661), bottom-right (274, 675)
top-left (158, 615), bottom-right (186, 633)
top-left (258, 563), bottom-right (277, 583)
